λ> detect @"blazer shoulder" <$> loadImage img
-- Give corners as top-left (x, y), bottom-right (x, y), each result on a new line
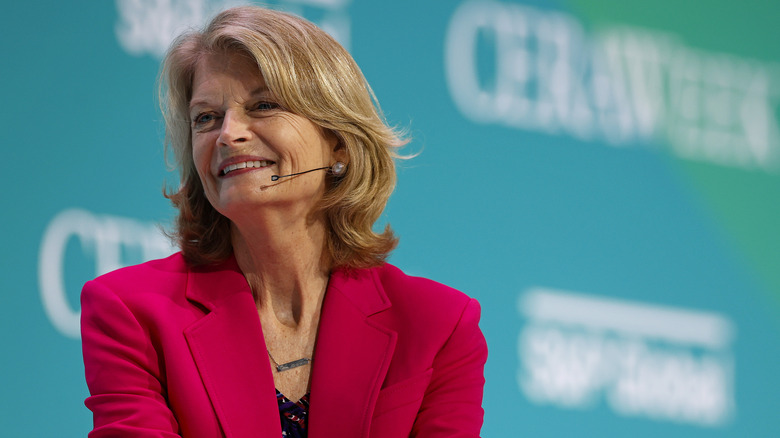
top-left (375, 263), bottom-right (478, 328)
top-left (85, 252), bottom-right (189, 297)
top-left (377, 263), bottom-right (473, 304)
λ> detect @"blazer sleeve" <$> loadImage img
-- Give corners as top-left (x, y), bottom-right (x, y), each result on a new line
top-left (81, 279), bottom-right (181, 437)
top-left (412, 298), bottom-right (488, 437)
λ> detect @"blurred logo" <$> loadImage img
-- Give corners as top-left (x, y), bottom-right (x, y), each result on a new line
top-left (115, 0), bottom-right (353, 58)
top-left (38, 209), bottom-right (175, 338)
top-left (518, 287), bottom-right (736, 426)
top-left (446, 0), bottom-right (780, 171)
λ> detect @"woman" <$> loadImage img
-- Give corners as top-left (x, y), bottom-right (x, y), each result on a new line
top-left (81, 6), bottom-right (487, 438)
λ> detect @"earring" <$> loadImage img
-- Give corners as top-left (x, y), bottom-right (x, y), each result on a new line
top-left (331, 161), bottom-right (346, 176)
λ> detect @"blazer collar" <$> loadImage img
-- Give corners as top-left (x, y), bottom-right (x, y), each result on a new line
top-left (327, 266), bottom-right (392, 316)
top-left (184, 255), bottom-right (392, 316)
top-left (183, 257), bottom-right (397, 438)
top-left (185, 254), bottom-right (248, 311)
top-left (309, 266), bottom-right (397, 437)
top-left (183, 255), bottom-right (280, 438)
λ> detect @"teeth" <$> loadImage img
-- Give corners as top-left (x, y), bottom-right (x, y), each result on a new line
top-left (223, 160), bottom-right (272, 175)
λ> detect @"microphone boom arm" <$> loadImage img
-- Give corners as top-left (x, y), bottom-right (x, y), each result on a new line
top-left (270, 166), bottom-right (330, 181)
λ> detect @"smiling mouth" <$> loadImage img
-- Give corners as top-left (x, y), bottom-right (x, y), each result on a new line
top-left (222, 160), bottom-right (274, 176)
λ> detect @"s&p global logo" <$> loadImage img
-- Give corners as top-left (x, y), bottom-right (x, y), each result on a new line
top-left (38, 209), bottom-right (175, 338)
top-left (115, 0), bottom-right (353, 58)
top-left (518, 287), bottom-right (736, 426)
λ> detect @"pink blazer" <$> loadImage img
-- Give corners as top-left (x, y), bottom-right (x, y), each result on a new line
top-left (81, 253), bottom-right (487, 437)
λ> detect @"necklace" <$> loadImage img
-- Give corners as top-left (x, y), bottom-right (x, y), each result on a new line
top-left (267, 350), bottom-right (312, 372)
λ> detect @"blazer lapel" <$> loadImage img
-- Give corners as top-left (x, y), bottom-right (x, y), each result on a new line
top-left (309, 267), bottom-right (397, 437)
top-left (183, 257), bottom-right (280, 438)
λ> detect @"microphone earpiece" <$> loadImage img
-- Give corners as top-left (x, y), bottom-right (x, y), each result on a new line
top-left (331, 161), bottom-right (346, 176)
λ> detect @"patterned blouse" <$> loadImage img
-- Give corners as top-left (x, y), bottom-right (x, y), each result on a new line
top-left (277, 389), bottom-right (310, 438)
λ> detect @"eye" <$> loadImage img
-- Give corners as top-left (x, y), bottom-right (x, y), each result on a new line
top-left (192, 112), bottom-right (220, 131)
top-left (253, 101), bottom-right (279, 111)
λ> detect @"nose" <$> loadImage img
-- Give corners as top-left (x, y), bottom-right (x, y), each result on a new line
top-left (217, 110), bottom-right (252, 146)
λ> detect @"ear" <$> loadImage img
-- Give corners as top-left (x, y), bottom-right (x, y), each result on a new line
top-left (328, 131), bottom-right (348, 165)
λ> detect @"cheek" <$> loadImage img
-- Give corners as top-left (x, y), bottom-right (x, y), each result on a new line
top-left (272, 115), bottom-right (331, 163)
top-left (191, 138), bottom-right (212, 181)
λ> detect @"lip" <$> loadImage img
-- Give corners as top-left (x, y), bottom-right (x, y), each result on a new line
top-left (217, 155), bottom-right (275, 178)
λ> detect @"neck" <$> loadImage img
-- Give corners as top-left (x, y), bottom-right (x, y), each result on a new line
top-left (231, 211), bottom-right (331, 329)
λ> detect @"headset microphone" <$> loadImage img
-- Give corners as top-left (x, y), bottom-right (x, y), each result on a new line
top-left (270, 162), bottom-right (346, 181)
top-left (271, 166), bottom-right (329, 181)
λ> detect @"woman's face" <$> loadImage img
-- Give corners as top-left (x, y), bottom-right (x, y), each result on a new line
top-left (189, 51), bottom-right (340, 223)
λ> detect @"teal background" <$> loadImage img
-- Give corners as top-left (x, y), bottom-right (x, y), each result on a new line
top-left (2, 0), bottom-right (779, 436)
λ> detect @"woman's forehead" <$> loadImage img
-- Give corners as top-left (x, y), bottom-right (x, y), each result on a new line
top-left (190, 52), bottom-right (268, 104)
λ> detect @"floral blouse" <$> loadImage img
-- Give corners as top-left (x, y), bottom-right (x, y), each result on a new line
top-left (276, 389), bottom-right (310, 438)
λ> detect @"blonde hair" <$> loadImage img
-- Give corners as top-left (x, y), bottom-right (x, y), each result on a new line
top-left (160, 6), bottom-right (406, 268)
